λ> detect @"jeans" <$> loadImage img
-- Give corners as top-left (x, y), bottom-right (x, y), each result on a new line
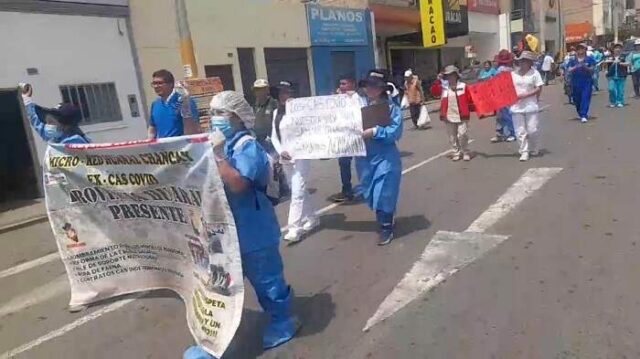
top-left (632, 70), bottom-right (640, 97)
top-left (512, 111), bottom-right (540, 154)
top-left (608, 77), bottom-right (627, 105)
top-left (572, 82), bottom-right (592, 118)
top-left (338, 157), bottom-right (353, 196)
top-left (542, 70), bottom-right (551, 85)
top-left (496, 107), bottom-right (515, 138)
top-left (593, 69), bottom-right (600, 91)
top-left (376, 210), bottom-right (394, 230)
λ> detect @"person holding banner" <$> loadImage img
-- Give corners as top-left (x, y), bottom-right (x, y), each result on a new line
top-left (358, 71), bottom-right (403, 246)
top-left (567, 43), bottom-right (596, 123)
top-left (270, 81), bottom-right (319, 243)
top-left (21, 84), bottom-right (91, 145)
top-left (491, 50), bottom-right (516, 143)
top-left (510, 51), bottom-right (544, 162)
top-left (204, 91), bottom-right (300, 352)
top-left (439, 65), bottom-right (474, 162)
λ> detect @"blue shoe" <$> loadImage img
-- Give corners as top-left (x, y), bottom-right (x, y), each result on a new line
top-left (378, 227), bottom-right (394, 246)
top-left (183, 345), bottom-right (217, 359)
top-left (263, 317), bottom-right (302, 350)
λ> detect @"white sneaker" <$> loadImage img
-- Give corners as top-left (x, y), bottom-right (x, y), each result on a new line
top-left (462, 153), bottom-right (471, 161)
top-left (68, 304), bottom-right (88, 313)
top-left (283, 228), bottom-right (302, 243)
top-left (519, 152), bottom-right (529, 162)
top-left (530, 150), bottom-right (540, 157)
top-left (617, 103), bottom-right (624, 108)
top-left (608, 104), bottom-right (616, 108)
top-left (302, 217), bottom-right (320, 232)
top-left (506, 136), bottom-right (516, 142)
top-left (452, 153), bottom-right (462, 161)
top-left (581, 117), bottom-right (588, 123)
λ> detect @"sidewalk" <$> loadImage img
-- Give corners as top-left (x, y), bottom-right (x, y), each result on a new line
top-left (0, 199), bottom-right (47, 233)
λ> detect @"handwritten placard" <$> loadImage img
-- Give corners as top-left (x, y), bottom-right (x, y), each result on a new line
top-left (279, 94), bottom-right (366, 160)
top-left (182, 77), bottom-right (224, 131)
top-left (467, 72), bottom-right (518, 115)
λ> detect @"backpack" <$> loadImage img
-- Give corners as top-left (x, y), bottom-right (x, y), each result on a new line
top-left (232, 134), bottom-right (289, 206)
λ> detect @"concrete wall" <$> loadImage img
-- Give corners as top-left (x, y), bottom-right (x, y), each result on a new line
top-left (0, 11), bottom-right (147, 159)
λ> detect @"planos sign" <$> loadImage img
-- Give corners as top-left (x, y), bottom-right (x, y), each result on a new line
top-left (420, 0), bottom-right (446, 48)
top-left (307, 4), bottom-right (369, 46)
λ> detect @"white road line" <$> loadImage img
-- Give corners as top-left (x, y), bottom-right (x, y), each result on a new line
top-left (0, 252), bottom-right (60, 280)
top-left (0, 275), bottom-right (68, 318)
top-left (465, 167), bottom-right (562, 233)
top-left (363, 167), bottom-right (563, 332)
top-left (0, 293), bottom-right (144, 359)
top-left (0, 145), bottom-right (459, 356)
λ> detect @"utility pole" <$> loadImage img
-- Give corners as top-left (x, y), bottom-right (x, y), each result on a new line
top-left (539, 0), bottom-right (546, 52)
top-left (176, 0), bottom-right (198, 78)
top-left (612, 0), bottom-right (619, 43)
top-left (558, 0), bottom-right (564, 55)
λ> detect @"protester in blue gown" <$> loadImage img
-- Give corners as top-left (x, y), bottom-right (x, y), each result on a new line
top-left (21, 84), bottom-right (90, 145)
top-left (567, 43), bottom-right (596, 123)
top-left (356, 70), bottom-right (403, 246)
top-left (184, 91), bottom-right (300, 359)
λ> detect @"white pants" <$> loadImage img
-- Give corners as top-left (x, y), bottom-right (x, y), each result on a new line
top-left (445, 121), bottom-right (469, 155)
top-left (283, 159), bottom-right (316, 231)
top-left (512, 111), bottom-right (540, 154)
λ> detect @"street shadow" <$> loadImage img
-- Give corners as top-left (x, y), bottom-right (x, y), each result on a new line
top-left (399, 151), bottom-right (414, 158)
top-left (223, 292), bottom-right (336, 359)
top-left (568, 116), bottom-right (598, 121)
top-left (0, 198), bottom-right (40, 212)
top-left (319, 213), bottom-right (431, 240)
top-left (473, 151), bottom-right (520, 159)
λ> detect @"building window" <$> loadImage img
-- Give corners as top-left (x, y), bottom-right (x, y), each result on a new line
top-left (59, 83), bottom-right (123, 124)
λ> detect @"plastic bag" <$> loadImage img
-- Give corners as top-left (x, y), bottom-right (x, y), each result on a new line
top-left (416, 104), bottom-right (431, 129)
top-left (400, 95), bottom-right (409, 109)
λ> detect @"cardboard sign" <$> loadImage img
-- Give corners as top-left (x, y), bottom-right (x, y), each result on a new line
top-left (44, 135), bottom-right (243, 358)
top-left (467, 72), bottom-right (518, 115)
top-left (182, 77), bottom-right (224, 131)
top-left (279, 94), bottom-right (366, 160)
top-left (361, 103), bottom-right (391, 129)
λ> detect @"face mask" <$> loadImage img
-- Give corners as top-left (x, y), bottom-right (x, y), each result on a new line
top-left (44, 124), bottom-right (63, 140)
top-left (210, 116), bottom-right (235, 138)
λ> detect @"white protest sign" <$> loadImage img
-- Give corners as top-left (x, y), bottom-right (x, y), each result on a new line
top-left (279, 94), bottom-right (366, 160)
top-left (43, 135), bottom-right (243, 358)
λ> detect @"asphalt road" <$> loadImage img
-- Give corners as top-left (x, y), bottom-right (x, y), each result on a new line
top-left (2, 82), bottom-right (640, 359)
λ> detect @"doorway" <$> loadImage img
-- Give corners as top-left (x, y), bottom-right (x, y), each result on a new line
top-left (204, 65), bottom-right (235, 91)
top-left (264, 48), bottom-right (311, 97)
top-left (331, 51), bottom-right (356, 91)
top-left (0, 89), bottom-right (41, 207)
top-left (238, 48), bottom-right (257, 104)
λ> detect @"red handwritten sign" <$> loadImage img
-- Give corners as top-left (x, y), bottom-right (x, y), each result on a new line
top-left (468, 72), bottom-right (518, 116)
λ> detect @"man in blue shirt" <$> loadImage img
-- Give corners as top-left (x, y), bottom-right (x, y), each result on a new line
top-left (147, 69), bottom-right (199, 139)
top-left (567, 43), bottom-right (596, 123)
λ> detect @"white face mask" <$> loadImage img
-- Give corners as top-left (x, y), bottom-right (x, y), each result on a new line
top-left (44, 124), bottom-right (63, 140)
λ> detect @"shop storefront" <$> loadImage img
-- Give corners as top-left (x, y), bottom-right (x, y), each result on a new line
top-left (307, 4), bottom-right (375, 95)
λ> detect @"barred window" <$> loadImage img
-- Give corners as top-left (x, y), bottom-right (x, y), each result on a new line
top-left (59, 83), bottom-right (123, 124)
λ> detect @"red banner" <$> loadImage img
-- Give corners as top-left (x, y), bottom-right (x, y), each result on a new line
top-left (468, 72), bottom-right (517, 116)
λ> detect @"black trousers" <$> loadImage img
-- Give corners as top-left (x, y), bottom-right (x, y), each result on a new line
top-left (409, 104), bottom-right (421, 127)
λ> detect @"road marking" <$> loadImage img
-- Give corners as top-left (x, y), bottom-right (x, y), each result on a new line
top-left (0, 145), bottom-right (461, 355)
top-left (466, 167), bottom-right (563, 233)
top-left (0, 275), bottom-right (68, 318)
top-left (0, 252), bottom-right (60, 280)
top-left (363, 231), bottom-right (508, 332)
top-left (0, 293), bottom-right (144, 359)
top-left (363, 167), bottom-right (562, 332)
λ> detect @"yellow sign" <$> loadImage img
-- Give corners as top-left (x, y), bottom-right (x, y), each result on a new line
top-left (420, 0), bottom-right (446, 48)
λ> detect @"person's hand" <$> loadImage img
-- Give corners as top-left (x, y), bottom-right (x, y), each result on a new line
top-left (210, 128), bottom-right (226, 159)
top-left (280, 151), bottom-right (292, 161)
top-left (19, 83), bottom-right (33, 105)
top-left (362, 128), bottom-right (375, 139)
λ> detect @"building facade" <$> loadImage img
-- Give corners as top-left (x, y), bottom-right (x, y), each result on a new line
top-left (0, 0), bottom-right (146, 203)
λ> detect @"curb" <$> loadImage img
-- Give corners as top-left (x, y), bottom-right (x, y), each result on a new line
top-left (0, 215), bottom-right (49, 235)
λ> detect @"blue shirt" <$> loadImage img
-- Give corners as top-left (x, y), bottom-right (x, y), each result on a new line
top-left (26, 103), bottom-right (90, 144)
top-left (629, 52), bottom-right (640, 72)
top-left (224, 131), bottom-right (280, 255)
top-left (478, 68), bottom-right (497, 80)
top-left (149, 91), bottom-right (199, 138)
top-left (567, 56), bottom-right (596, 86)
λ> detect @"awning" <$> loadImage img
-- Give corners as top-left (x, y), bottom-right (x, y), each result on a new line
top-left (370, 4), bottom-right (420, 37)
top-left (565, 22), bottom-right (593, 43)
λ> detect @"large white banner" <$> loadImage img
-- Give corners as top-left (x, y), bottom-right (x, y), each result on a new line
top-left (280, 94), bottom-right (366, 160)
top-left (44, 135), bottom-right (243, 358)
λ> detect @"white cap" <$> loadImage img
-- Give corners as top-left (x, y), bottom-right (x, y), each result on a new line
top-left (252, 79), bottom-right (269, 88)
top-left (635, 39), bottom-right (640, 45)
top-left (404, 69), bottom-right (413, 77)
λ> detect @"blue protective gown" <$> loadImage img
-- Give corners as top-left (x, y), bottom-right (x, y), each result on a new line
top-left (26, 103), bottom-right (91, 144)
top-left (356, 99), bottom-right (403, 217)
top-left (223, 131), bottom-right (298, 350)
top-left (567, 56), bottom-right (596, 118)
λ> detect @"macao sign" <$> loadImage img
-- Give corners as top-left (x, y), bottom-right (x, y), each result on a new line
top-left (420, 0), bottom-right (446, 48)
